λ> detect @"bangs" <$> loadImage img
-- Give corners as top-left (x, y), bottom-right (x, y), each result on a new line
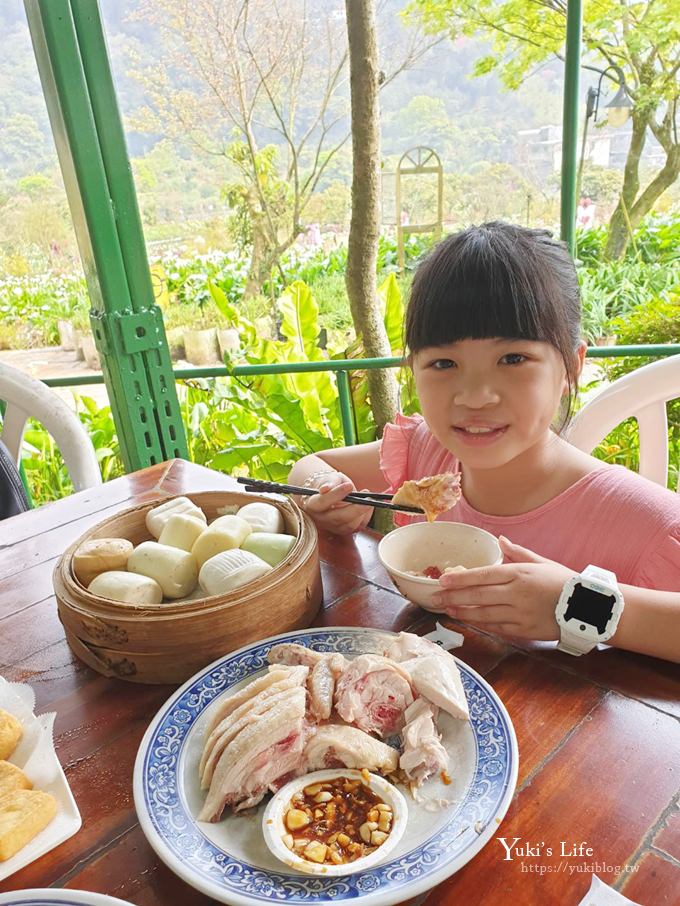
top-left (405, 223), bottom-right (576, 354)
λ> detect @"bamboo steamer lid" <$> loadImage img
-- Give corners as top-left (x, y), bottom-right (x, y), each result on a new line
top-left (54, 491), bottom-right (322, 684)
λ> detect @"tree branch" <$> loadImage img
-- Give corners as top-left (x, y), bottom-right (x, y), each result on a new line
top-left (629, 145), bottom-right (680, 223)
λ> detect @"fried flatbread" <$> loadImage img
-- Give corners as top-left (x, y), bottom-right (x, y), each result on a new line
top-left (0, 710), bottom-right (22, 761)
top-left (0, 789), bottom-right (57, 861)
top-left (0, 761), bottom-right (32, 799)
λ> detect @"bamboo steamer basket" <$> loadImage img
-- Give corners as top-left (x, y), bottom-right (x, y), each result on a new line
top-left (53, 491), bottom-right (322, 684)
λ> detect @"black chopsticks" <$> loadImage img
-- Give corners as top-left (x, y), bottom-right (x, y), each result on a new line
top-left (235, 476), bottom-right (424, 514)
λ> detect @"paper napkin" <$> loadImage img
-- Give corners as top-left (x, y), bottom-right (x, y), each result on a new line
top-left (0, 676), bottom-right (81, 881)
top-left (577, 874), bottom-right (643, 906)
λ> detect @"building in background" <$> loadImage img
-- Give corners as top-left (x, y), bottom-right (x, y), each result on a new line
top-left (517, 122), bottom-right (664, 182)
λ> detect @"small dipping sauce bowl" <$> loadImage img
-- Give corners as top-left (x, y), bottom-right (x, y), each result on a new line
top-left (262, 769), bottom-right (407, 875)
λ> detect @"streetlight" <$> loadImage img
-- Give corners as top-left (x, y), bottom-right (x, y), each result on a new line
top-left (576, 64), bottom-right (633, 202)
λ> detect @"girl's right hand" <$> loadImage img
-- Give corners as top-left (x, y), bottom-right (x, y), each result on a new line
top-left (300, 472), bottom-right (374, 535)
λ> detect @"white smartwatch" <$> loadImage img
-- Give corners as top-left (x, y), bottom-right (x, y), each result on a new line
top-left (555, 565), bottom-right (624, 656)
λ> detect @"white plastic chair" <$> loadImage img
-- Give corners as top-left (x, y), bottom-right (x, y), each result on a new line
top-left (0, 362), bottom-right (102, 493)
top-left (566, 355), bottom-right (680, 492)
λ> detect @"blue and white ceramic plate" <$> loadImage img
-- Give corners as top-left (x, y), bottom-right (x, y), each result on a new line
top-left (0, 891), bottom-right (134, 905)
top-left (133, 627), bottom-right (518, 906)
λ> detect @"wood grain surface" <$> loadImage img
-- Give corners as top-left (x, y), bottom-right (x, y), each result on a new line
top-left (0, 459), bottom-right (678, 905)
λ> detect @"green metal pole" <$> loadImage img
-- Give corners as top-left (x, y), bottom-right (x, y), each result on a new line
top-left (560, 0), bottom-right (583, 256)
top-left (69, 0), bottom-right (187, 459)
top-left (23, 0), bottom-right (188, 470)
top-left (25, 0), bottom-right (154, 470)
top-left (69, 1), bottom-right (156, 314)
top-left (231, 357), bottom-right (404, 375)
top-left (336, 371), bottom-right (358, 446)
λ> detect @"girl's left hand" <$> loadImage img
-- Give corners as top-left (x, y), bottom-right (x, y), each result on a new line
top-left (430, 536), bottom-right (577, 641)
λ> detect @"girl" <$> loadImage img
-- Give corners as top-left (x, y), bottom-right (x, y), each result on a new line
top-left (289, 222), bottom-right (680, 663)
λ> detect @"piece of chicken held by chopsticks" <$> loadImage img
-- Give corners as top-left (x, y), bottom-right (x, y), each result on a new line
top-left (391, 472), bottom-right (461, 522)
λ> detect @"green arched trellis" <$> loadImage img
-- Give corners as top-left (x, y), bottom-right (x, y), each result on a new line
top-left (395, 146), bottom-right (443, 272)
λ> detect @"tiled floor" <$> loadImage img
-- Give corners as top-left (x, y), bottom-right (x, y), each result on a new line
top-left (0, 346), bottom-right (107, 408)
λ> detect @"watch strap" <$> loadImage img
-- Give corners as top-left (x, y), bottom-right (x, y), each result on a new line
top-left (581, 564), bottom-right (619, 589)
top-left (557, 633), bottom-right (598, 656)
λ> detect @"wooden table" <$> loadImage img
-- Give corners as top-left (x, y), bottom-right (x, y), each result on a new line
top-left (1, 459), bottom-right (679, 905)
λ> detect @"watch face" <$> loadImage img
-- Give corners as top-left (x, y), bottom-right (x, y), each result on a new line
top-left (564, 583), bottom-right (616, 635)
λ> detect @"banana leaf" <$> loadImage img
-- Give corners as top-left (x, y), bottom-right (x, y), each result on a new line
top-left (379, 273), bottom-right (405, 353)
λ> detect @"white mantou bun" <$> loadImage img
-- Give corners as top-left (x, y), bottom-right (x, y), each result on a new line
top-left (199, 548), bottom-right (272, 596)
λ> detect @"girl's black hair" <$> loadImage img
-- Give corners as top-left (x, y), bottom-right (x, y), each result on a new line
top-left (405, 221), bottom-right (582, 429)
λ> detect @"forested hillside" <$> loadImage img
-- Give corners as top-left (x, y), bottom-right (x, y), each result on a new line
top-left (1, 0), bottom-right (562, 182)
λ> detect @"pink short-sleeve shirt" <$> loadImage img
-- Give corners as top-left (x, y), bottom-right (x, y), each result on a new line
top-left (380, 414), bottom-right (680, 591)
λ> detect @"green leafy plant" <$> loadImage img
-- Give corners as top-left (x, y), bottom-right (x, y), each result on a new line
top-left (176, 279), bottom-right (348, 480)
top-left (576, 217), bottom-right (680, 343)
top-left (21, 429), bottom-right (74, 503)
top-left (19, 395), bottom-right (126, 504)
top-left (608, 297), bottom-right (680, 357)
top-left (74, 395), bottom-right (126, 482)
top-left (0, 270), bottom-right (91, 348)
top-left (10, 218), bottom-right (680, 502)
top-left (578, 276), bottom-right (613, 344)
top-left (575, 216), bottom-right (680, 267)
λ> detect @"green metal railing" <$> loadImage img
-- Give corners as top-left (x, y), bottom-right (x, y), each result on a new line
top-left (42, 346), bottom-right (680, 448)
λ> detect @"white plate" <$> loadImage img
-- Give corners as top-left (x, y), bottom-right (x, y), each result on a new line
top-left (0, 678), bottom-right (81, 882)
top-left (133, 627), bottom-right (518, 906)
top-left (0, 891), bottom-right (134, 906)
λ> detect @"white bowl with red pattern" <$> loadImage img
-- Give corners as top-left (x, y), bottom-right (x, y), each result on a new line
top-left (262, 769), bottom-right (407, 876)
top-left (378, 521), bottom-right (503, 609)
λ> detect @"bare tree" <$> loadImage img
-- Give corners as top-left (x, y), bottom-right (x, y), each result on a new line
top-left (131, 0), bottom-right (438, 294)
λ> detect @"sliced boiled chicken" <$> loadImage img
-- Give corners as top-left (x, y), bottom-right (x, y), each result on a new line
top-left (304, 723), bottom-right (399, 774)
top-left (267, 642), bottom-right (323, 667)
top-left (400, 656), bottom-right (468, 721)
top-left (385, 632), bottom-right (469, 721)
top-left (334, 654), bottom-right (414, 737)
top-left (268, 642), bottom-right (348, 670)
top-left (203, 666), bottom-right (293, 737)
top-left (200, 666), bottom-right (309, 789)
top-left (400, 698), bottom-right (449, 786)
top-left (196, 632), bottom-right (467, 822)
top-left (384, 631), bottom-right (446, 663)
top-left (198, 685), bottom-right (307, 821)
top-left (309, 653), bottom-right (346, 721)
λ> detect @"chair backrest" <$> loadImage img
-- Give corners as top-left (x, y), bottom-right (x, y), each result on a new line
top-left (0, 362), bottom-right (102, 493)
top-left (565, 355), bottom-right (680, 493)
